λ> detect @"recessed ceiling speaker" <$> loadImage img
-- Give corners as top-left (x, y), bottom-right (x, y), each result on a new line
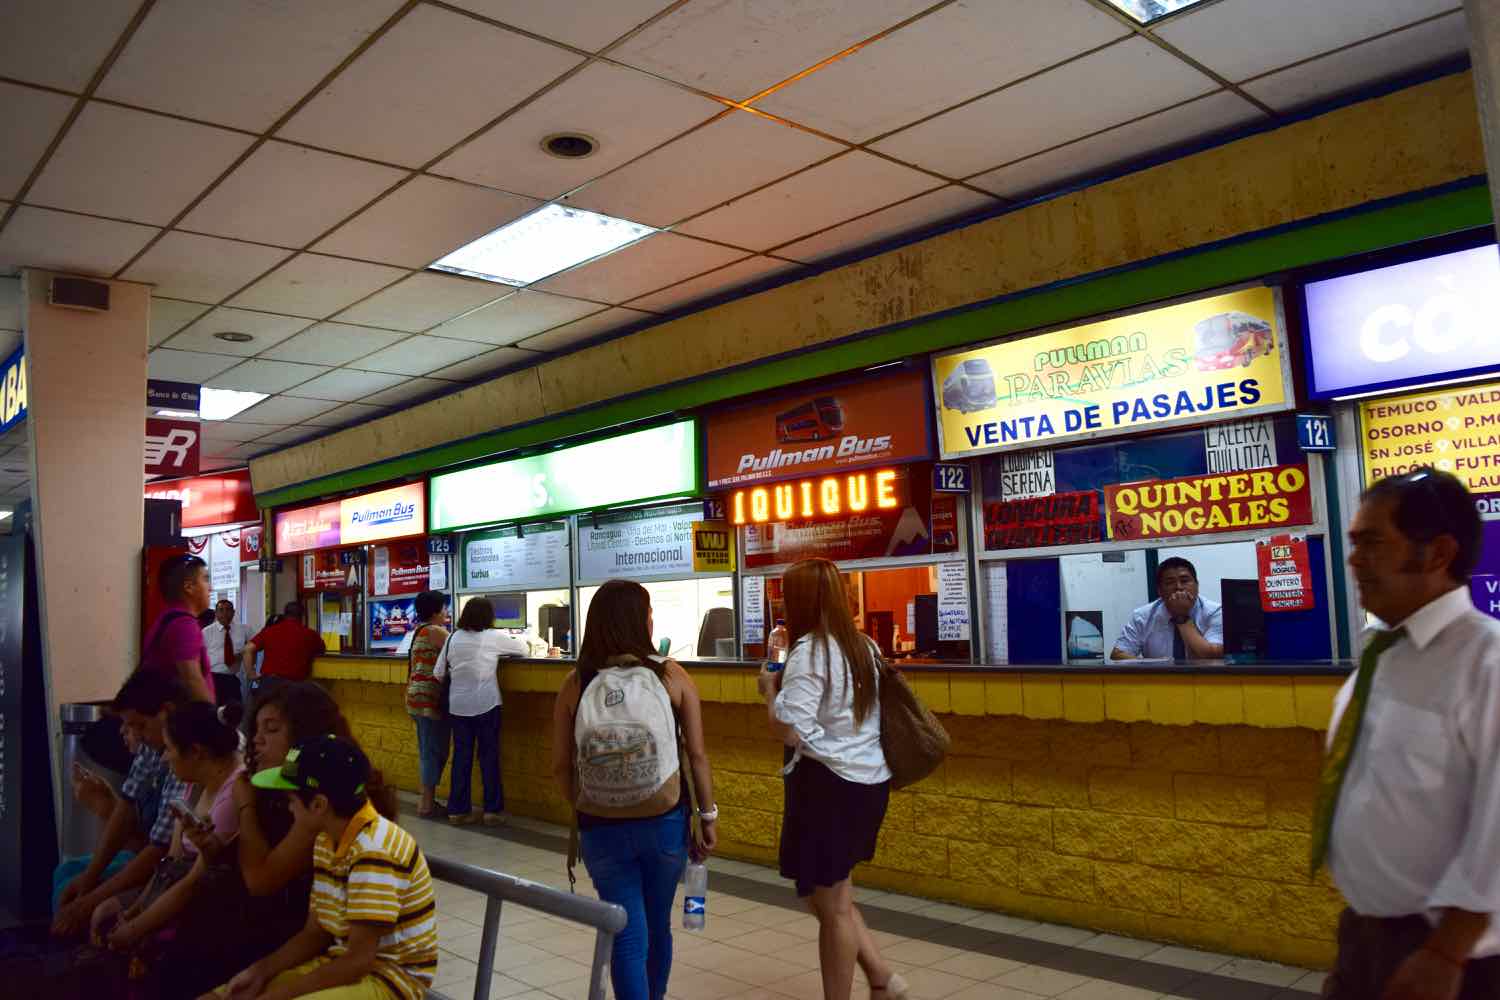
top-left (542, 133), bottom-right (598, 159)
top-left (49, 276), bottom-right (111, 312)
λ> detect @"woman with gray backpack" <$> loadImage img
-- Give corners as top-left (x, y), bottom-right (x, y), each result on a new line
top-left (551, 579), bottom-right (718, 1000)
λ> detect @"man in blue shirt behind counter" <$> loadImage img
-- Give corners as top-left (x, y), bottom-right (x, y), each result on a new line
top-left (1110, 556), bottom-right (1224, 662)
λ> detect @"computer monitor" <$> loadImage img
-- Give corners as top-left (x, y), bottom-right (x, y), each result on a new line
top-left (489, 592), bottom-right (526, 629)
top-left (1221, 579), bottom-right (1265, 659)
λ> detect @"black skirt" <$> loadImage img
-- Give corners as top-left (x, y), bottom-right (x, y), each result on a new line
top-left (779, 755), bottom-right (890, 897)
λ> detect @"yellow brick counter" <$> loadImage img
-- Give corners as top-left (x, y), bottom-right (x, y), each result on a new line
top-left (313, 656), bottom-right (1346, 968)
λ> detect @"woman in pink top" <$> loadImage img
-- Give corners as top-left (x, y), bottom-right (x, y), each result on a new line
top-left (141, 553), bottom-right (215, 703)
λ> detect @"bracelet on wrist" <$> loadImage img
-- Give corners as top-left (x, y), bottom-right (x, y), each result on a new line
top-left (698, 804), bottom-right (719, 823)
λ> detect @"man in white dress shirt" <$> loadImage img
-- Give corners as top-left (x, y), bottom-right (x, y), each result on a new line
top-left (1109, 557), bottom-right (1224, 661)
top-left (202, 597), bottom-right (250, 705)
top-left (1321, 468), bottom-right (1500, 999)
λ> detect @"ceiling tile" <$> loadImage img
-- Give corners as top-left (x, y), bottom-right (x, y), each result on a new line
top-left (248, 426), bottom-right (322, 447)
top-left (229, 394), bottom-right (341, 426)
top-left (313, 175), bottom-right (539, 268)
top-left (350, 335), bottom-right (492, 376)
top-left (0, 277), bottom-right (20, 333)
top-left (1, 83), bottom-right (75, 200)
top-left (278, 4), bottom-right (583, 167)
top-left (445, 1), bottom-right (674, 52)
top-left (758, 0), bottom-right (1129, 142)
top-left (333, 271), bottom-right (508, 332)
top-left (163, 307), bottom-right (313, 357)
top-left (776, 184), bottom-right (998, 263)
top-left (208, 358), bottom-right (330, 393)
top-left (150, 297), bottom-right (213, 345)
top-left (362, 377), bottom-right (454, 408)
top-left (515, 306), bottom-right (653, 352)
top-left (148, 348), bottom-right (242, 382)
top-left (430, 289), bottom-right (604, 345)
top-left (27, 102), bottom-right (254, 225)
top-left (98, 0), bottom-right (406, 131)
top-left (567, 111), bottom-right (842, 227)
top-left (207, 442), bottom-right (267, 461)
top-left (970, 90), bottom-right (1266, 200)
top-left (432, 61), bottom-right (722, 201)
top-left (426, 346), bottom-right (539, 381)
top-left (610, 0), bottom-right (937, 100)
top-left (259, 322), bottom-right (410, 367)
top-left (0, 206), bottom-right (159, 277)
top-left (0, 0), bottom-right (140, 90)
top-left (199, 421), bottom-right (272, 444)
top-left (227, 253), bottom-right (408, 319)
top-left (180, 141), bottom-right (407, 248)
top-left (1242, 11), bottom-right (1469, 113)
top-left (1155, 0), bottom-right (1456, 84)
top-left (531, 232), bottom-right (745, 304)
top-left (626, 256), bottom-right (805, 313)
top-left (304, 401), bottom-right (389, 426)
top-left (121, 231), bottom-right (293, 302)
top-left (676, 151), bottom-right (943, 251)
top-left (286, 368), bottom-right (408, 403)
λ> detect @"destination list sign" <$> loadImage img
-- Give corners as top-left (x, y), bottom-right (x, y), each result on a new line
top-left (1360, 381), bottom-right (1500, 515)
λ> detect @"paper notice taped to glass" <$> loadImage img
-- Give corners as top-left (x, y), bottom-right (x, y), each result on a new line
top-left (937, 562), bottom-right (970, 642)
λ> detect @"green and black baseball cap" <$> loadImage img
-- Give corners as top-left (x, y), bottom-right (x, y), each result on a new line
top-left (252, 735), bottom-right (369, 800)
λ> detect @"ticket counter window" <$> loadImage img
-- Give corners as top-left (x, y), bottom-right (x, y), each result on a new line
top-left (455, 589), bottom-right (569, 655)
top-left (306, 574), bottom-right (365, 655)
top-left (577, 578), bottom-right (734, 660)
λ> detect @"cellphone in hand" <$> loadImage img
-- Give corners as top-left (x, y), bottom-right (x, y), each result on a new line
top-left (168, 800), bottom-right (208, 828)
top-left (766, 659), bottom-right (785, 673)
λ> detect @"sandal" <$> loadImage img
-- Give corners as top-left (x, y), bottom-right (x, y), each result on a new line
top-left (871, 973), bottom-right (909, 998)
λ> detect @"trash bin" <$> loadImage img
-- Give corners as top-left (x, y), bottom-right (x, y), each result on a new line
top-left (59, 701), bottom-right (114, 859)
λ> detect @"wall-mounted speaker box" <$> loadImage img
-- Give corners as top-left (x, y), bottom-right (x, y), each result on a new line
top-left (49, 277), bottom-right (110, 312)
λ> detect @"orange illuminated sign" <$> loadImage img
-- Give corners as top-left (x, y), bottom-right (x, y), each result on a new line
top-left (730, 468), bottom-right (908, 525)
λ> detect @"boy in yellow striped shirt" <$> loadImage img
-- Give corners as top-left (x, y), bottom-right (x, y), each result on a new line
top-left (211, 737), bottom-right (437, 1000)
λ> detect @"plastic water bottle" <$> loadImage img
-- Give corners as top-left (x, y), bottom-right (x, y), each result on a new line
top-left (768, 620), bottom-right (789, 663)
top-left (683, 861), bottom-right (707, 930)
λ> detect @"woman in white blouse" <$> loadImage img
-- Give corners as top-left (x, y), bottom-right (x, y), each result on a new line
top-left (434, 596), bottom-right (529, 825)
top-left (758, 558), bottom-right (906, 1000)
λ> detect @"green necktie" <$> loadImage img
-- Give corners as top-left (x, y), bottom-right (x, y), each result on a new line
top-left (1308, 627), bottom-right (1405, 876)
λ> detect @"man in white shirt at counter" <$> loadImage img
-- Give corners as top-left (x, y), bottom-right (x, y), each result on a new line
top-left (202, 597), bottom-right (250, 704)
top-left (1315, 467), bottom-right (1500, 999)
top-left (1109, 557), bottom-right (1224, 662)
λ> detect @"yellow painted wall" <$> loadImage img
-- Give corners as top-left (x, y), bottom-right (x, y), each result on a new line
top-left (252, 74), bottom-right (1485, 494)
top-left (320, 658), bottom-right (1344, 967)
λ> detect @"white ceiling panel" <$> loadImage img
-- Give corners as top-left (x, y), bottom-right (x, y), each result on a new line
top-left (148, 348), bottom-right (242, 382)
top-left (1242, 11), bottom-right (1469, 113)
top-left (228, 253), bottom-right (408, 319)
top-left (775, 184), bottom-right (998, 263)
top-left (969, 90), bottom-right (1266, 200)
top-left (1155, 0), bottom-right (1457, 84)
top-left (515, 307), bottom-right (653, 352)
top-left (0, 277), bottom-right (20, 333)
top-left (208, 442), bottom-right (268, 461)
top-left (610, 0), bottom-right (937, 100)
top-left (426, 346), bottom-right (539, 381)
top-left (566, 110), bottom-right (842, 227)
top-left (757, 0), bottom-right (1130, 143)
top-left (286, 368), bottom-right (407, 403)
top-left (248, 426), bottom-right (322, 447)
top-left (98, 0), bottom-right (406, 131)
top-left (199, 422), bottom-right (271, 445)
top-left (446, 0), bottom-right (674, 52)
top-left (626, 255), bottom-right (805, 313)
top-left (27, 103), bottom-right (253, 226)
top-left (872, 37), bottom-right (1220, 179)
top-left (313, 175), bottom-right (539, 269)
top-left (209, 358), bottom-right (330, 393)
top-left (676, 151), bottom-right (943, 251)
top-left (149, 297), bottom-right (213, 345)
top-left (0, 206), bottom-right (158, 277)
top-left (260, 322), bottom-right (411, 367)
top-left (122, 231), bottom-right (293, 302)
top-left (1, 83), bottom-right (75, 200)
top-left (334, 271), bottom-right (508, 332)
top-left (277, 4), bottom-right (583, 167)
top-left (350, 335), bottom-right (492, 376)
top-left (163, 307), bottom-right (313, 357)
top-left (0, 0), bottom-right (140, 90)
top-left (180, 141), bottom-right (407, 248)
top-left (433, 62), bottom-right (723, 201)
top-left (304, 401), bottom-right (389, 426)
top-left (362, 377), bottom-right (454, 408)
top-left (430, 290), bottom-right (604, 345)
top-left (532, 232), bottom-right (746, 304)
top-left (229, 394), bottom-right (341, 426)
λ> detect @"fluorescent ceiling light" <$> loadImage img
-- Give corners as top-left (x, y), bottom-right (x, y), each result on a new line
top-left (200, 387), bottom-right (268, 421)
top-left (0, 511), bottom-right (12, 520)
top-left (429, 204), bottom-right (657, 286)
top-left (154, 407), bottom-right (199, 419)
top-left (1101, 0), bottom-right (1211, 24)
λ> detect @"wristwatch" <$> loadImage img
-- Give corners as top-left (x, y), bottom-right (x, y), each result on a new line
top-left (698, 804), bottom-right (719, 823)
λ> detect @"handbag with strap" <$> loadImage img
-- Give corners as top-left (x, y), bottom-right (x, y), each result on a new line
top-left (877, 660), bottom-right (950, 788)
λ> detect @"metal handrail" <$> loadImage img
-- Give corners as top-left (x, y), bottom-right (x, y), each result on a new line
top-left (425, 855), bottom-right (627, 1000)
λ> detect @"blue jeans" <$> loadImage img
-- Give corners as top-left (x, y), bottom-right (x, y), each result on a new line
top-left (52, 852), bottom-right (134, 913)
top-left (580, 808), bottom-right (689, 1000)
top-left (448, 706), bottom-right (502, 816)
top-left (412, 716), bottom-right (451, 790)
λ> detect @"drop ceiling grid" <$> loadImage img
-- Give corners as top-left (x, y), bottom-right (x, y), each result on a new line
top-left (0, 0), bottom-right (1474, 457)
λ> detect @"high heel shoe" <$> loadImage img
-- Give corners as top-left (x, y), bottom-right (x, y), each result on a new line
top-left (871, 973), bottom-right (910, 998)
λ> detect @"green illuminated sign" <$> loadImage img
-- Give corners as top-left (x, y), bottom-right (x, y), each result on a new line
top-left (430, 419), bottom-right (698, 532)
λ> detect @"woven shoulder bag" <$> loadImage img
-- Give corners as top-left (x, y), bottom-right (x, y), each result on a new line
top-left (877, 661), bottom-right (950, 788)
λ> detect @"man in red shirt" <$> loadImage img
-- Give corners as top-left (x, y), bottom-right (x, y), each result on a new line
top-left (243, 601), bottom-right (327, 682)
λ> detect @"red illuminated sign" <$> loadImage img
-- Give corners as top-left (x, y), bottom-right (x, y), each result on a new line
top-left (145, 470), bottom-right (256, 529)
top-left (983, 491), bottom-right (1101, 550)
top-left (730, 468), bottom-right (909, 525)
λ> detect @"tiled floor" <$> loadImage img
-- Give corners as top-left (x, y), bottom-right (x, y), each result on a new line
top-left (406, 800), bottom-right (1324, 1000)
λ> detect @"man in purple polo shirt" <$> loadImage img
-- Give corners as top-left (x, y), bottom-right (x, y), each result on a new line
top-left (142, 553), bottom-right (214, 703)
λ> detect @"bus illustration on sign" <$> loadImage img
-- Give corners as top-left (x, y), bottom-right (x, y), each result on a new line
top-left (940, 358), bottom-right (998, 413)
top-left (775, 396), bottom-right (845, 443)
top-left (1193, 311), bottom-right (1274, 372)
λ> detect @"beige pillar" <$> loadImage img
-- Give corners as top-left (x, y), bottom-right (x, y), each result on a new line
top-left (23, 270), bottom-right (149, 785)
top-left (1468, 0), bottom-right (1500, 227)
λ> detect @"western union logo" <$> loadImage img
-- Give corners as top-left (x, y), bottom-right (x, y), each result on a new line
top-left (691, 522), bottom-right (735, 573)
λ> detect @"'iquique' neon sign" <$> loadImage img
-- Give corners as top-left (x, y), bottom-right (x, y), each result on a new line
top-left (730, 469), bottom-right (905, 525)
